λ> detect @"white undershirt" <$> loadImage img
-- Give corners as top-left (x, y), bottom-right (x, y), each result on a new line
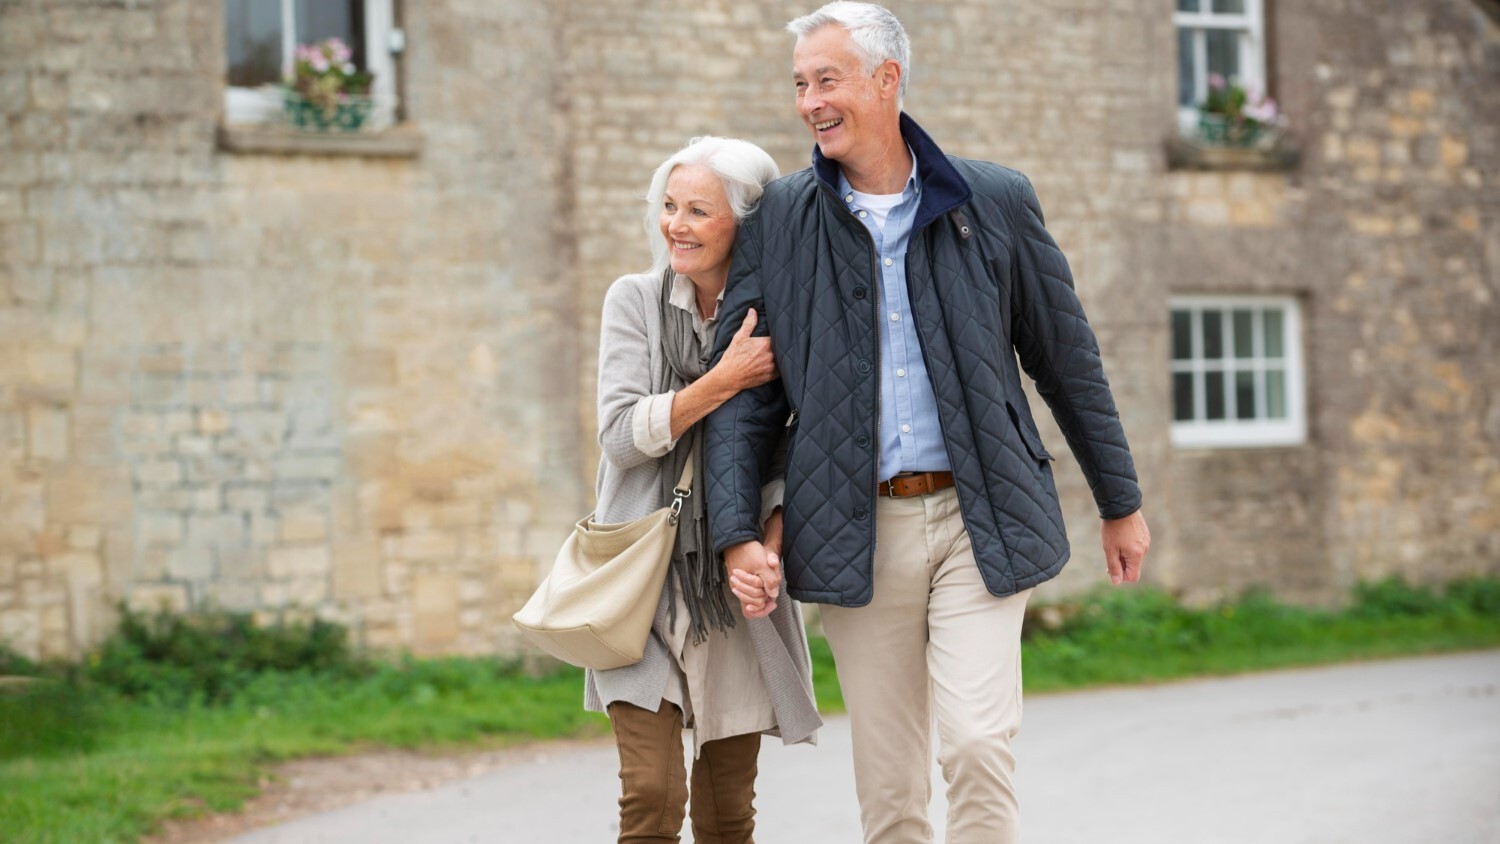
top-left (848, 188), bottom-right (904, 230)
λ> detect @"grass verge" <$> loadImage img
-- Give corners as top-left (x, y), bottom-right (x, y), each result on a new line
top-left (1, 576), bottom-right (1497, 843)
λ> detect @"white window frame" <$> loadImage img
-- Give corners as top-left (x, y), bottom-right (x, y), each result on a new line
top-left (1174, 0), bottom-right (1267, 133)
top-left (1169, 294), bottom-right (1305, 449)
top-left (223, 0), bottom-right (399, 129)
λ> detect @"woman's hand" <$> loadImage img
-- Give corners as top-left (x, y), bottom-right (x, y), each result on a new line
top-left (726, 539), bottom-right (780, 620)
top-left (713, 308), bottom-right (777, 392)
top-left (727, 508), bottom-right (785, 620)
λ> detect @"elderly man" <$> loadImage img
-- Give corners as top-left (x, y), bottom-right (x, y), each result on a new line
top-left (706, 3), bottom-right (1151, 842)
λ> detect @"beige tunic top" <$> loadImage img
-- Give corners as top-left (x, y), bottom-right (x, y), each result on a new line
top-left (584, 271), bottom-right (819, 756)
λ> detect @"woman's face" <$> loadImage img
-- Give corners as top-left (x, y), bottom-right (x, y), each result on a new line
top-left (659, 163), bottom-right (737, 289)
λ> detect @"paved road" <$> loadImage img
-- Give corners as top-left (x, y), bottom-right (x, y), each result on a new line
top-left (228, 651), bottom-right (1500, 843)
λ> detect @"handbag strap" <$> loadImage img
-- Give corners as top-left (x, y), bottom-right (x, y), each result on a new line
top-left (668, 457), bottom-right (693, 524)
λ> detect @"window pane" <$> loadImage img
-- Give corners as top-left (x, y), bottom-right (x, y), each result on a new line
top-left (1212, 0), bottom-right (1246, 13)
top-left (1232, 309), bottom-right (1253, 358)
top-left (1206, 29), bottom-right (1241, 85)
top-left (1178, 28), bottom-right (1197, 107)
top-left (1174, 373), bottom-right (1196, 421)
top-left (1235, 371), bottom-right (1256, 420)
top-left (1177, 0), bottom-right (1201, 11)
top-left (1266, 369), bottom-right (1287, 419)
top-left (225, 0), bottom-right (284, 87)
top-left (295, 1), bottom-right (366, 69)
top-left (1202, 310), bottom-right (1224, 359)
top-left (1172, 310), bottom-right (1194, 360)
top-left (1264, 309), bottom-right (1285, 357)
top-left (1205, 371), bottom-right (1226, 420)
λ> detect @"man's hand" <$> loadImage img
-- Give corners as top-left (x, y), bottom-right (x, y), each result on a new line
top-left (725, 539), bottom-right (781, 620)
top-left (1100, 510), bottom-right (1150, 585)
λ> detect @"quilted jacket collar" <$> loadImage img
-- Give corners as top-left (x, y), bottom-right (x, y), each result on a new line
top-left (811, 112), bottom-right (974, 233)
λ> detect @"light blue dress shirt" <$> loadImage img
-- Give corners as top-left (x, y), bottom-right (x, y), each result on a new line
top-left (837, 153), bottom-right (952, 482)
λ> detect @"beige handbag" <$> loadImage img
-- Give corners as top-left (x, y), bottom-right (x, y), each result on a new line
top-left (511, 461), bottom-right (692, 670)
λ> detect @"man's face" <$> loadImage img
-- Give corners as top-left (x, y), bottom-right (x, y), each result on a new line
top-left (792, 25), bottom-right (894, 164)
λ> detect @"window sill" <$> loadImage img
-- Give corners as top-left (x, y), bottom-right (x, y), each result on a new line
top-left (1164, 135), bottom-right (1300, 173)
top-left (217, 123), bottom-right (423, 159)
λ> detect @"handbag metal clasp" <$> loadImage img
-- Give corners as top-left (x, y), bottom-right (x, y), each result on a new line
top-left (669, 487), bottom-right (690, 525)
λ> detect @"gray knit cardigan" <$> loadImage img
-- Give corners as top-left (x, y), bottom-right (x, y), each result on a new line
top-left (583, 271), bottom-right (820, 751)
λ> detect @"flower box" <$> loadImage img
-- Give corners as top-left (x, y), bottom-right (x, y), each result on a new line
top-left (283, 90), bottom-right (375, 132)
top-left (1197, 113), bottom-right (1264, 147)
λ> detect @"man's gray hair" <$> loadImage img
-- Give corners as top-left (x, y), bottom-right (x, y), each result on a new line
top-left (643, 136), bottom-right (781, 276)
top-left (787, 2), bottom-right (911, 102)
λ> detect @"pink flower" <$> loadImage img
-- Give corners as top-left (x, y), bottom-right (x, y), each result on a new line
top-left (1244, 97), bottom-right (1280, 123)
top-left (1208, 72), bottom-right (1227, 90)
top-left (326, 38), bottom-right (352, 63)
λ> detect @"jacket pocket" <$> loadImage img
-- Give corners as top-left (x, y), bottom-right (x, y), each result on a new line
top-left (1005, 400), bottom-right (1054, 463)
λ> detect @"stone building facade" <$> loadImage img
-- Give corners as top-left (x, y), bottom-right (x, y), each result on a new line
top-left (1, 0), bottom-right (1496, 660)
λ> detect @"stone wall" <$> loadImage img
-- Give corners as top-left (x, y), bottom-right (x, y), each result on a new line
top-left (1, 0), bottom-right (1496, 660)
top-left (1149, 0), bottom-right (1500, 601)
top-left (0, 0), bottom-right (584, 660)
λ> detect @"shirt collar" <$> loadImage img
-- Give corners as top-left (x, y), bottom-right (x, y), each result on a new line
top-left (837, 145), bottom-right (921, 206)
top-left (668, 272), bottom-right (724, 321)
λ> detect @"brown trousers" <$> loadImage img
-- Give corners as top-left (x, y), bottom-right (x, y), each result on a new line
top-left (608, 700), bottom-right (761, 844)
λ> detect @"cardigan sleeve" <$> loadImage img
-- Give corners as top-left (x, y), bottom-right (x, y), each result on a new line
top-left (598, 276), bottom-right (676, 471)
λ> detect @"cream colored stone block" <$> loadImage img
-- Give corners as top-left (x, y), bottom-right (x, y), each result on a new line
top-left (138, 513), bottom-right (183, 546)
top-left (1345, 136), bottom-right (1380, 165)
top-left (1348, 214), bottom-right (1396, 236)
top-left (46, 465), bottom-right (132, 524)
top-left (413, 572), bottom-right (459, 647)
top-left (0, 608), bottom-right (40, 659)
top-left (332, 538), bottom-right (383, 600)
top-left (398, 530), bottom-right (459, 561)
top-left (1183, 199), bottom-right (1230, 227)
top-left (1440, 135), bottom-right (1468, 168)
top-left (267, 544), bottom-right (331, 579)
top-left (279, 510), bottom-right (327, 543)
top-left (25, 346), bottom-right (77, 390)
top-left (1229, 201), bottom-right (1275, 228)
top-left (134, 459), bottom-right (183, 487)
top-left (284, 575), bottom-right (328, 607)
top-left (25, 406), bottom-right (69, 461)
top-left (197, 408), bottom-right (230, 435)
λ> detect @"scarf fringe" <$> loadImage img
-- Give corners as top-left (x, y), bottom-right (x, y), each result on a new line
top-left (667, 550), bottom-right (738, 645)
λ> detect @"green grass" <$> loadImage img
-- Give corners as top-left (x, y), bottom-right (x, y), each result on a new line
top-left (1020, 577), bottom-right (1500, 692)
top-left (1, 577), bottom-right (1497, 843)
top-left (0, 662), bottom-right (602, 844)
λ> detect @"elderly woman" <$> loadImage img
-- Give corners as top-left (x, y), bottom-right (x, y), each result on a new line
top-left (587, 136), bottom-right (821, 844)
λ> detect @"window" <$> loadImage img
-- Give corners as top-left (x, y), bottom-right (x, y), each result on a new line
top-left (1170, 296), bottom-right (1305, 448)
top-left (223, 0), bottom-right (399, 128)
top-left (1174, 0), bottom-right (1266, 131)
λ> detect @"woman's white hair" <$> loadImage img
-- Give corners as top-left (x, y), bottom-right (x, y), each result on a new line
top-left (787, 2), bottom-right (911, 102)
top-left (643, 136), bottom-right (780, 276)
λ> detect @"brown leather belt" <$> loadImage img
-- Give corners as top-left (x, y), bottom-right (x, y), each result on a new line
top-left (877, 471), bottom-right (955, 498)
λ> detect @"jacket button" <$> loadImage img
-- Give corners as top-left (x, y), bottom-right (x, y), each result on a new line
top-left (857, 359), bottom-right (871, 374)
top-left (853, 286), bottom-right (867, 299)
top-left (855, 434), bottom-right (869, 447)
top-left (854, 506), bottom-right (869, 520)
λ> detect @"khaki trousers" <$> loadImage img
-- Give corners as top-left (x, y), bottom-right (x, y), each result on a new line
top-left (607, 700), bottom-right (762, 844)
top-left (821, 487), bottom-right (1033, 844)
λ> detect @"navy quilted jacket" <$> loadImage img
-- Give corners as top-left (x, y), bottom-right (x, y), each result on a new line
top-left (706, 114), bottom-right (1141, 607)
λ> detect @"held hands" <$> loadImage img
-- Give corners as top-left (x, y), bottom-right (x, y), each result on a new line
top-left (714, 308), bottom-right (777, 392)
top-left (726, 509), bottom-right (784, 620)
top-left (1101, 509), bottom-right (1151, 585)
